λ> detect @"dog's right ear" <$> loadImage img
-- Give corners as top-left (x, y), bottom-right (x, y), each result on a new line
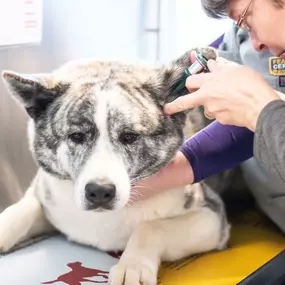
top-left (148, 47), bottom-right (217, 107)
top-left (2, 71), bottom-right (69, 119)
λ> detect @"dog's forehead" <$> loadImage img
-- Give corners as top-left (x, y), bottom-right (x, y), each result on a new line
top-left (104, 86), bottom-right (162, 133)
top-left (52, 59), bottom-right (153, 85)
top-left (55, 60), bottom-right (161, 124)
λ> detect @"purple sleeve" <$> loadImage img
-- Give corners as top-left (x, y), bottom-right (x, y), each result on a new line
top-left (180, 121), bottom-right (254, 183)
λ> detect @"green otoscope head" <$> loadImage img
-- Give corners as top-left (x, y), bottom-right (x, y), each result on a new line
top-left (172, 52), bottom-right (209, 94)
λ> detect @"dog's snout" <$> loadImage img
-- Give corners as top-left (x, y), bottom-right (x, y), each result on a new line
top-left (85, 183), bottom-right (116, 209)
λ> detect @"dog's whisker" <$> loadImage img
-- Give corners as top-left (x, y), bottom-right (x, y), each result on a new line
top-left (132, 184), bottom-right (157, 192)
top-left (130, 190), bottom-right (143, 198)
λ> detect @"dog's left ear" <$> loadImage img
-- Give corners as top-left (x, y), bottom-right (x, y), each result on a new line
top-left (145, 47), bottom-right (217, 107)
top-left (2, 71), bottom-right (69, 119)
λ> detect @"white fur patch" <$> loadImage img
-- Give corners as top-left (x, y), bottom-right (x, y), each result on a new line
top-left (75, 90), bottom-right (130, 210)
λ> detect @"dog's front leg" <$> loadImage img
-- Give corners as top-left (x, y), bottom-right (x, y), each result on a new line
top-left (108, 221), bottom-right (160, 285)
top-left (108, 207), bottom-right (229, 285)
top-left (0, 173), bottom-right (53, 252)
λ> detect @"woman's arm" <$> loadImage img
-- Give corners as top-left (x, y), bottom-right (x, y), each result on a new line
top-left (254, 99), bottom-right (285, 183)
top-left (131, 121), bottom-right (254, 201)
top-left (181, 120), bottom-right (254, 183)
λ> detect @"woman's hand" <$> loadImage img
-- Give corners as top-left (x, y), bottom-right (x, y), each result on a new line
top-left (129, 151), bottom-right (194, 204)
top-left (164, 56), bottom-right (280, 131)
top-left (129, 54), bottom-right (285, 203)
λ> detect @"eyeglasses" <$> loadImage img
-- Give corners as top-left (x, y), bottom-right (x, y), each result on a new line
top-left (236, 0), bottom-right (253, 31)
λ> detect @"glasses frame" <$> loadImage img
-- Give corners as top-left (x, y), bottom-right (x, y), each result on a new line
top-left (236, 0), bottom-right (253, 31)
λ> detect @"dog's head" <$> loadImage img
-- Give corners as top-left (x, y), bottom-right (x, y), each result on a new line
top-left (2, 47), bottom-right (216, 211)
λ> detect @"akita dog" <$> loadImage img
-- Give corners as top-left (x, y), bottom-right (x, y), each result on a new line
top-left (0, 47), bottom-right (230, 285)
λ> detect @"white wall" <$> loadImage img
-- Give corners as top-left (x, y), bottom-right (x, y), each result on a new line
top-left (140, 0), bottom-right (177, 65)
top-left (173, 0), bottom-right (233, 58)
top-left (44, 0), bottom-right (142, 64)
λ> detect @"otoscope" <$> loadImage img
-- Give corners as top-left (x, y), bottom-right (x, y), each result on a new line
top-left (173, 52), bottom-right (209, 94)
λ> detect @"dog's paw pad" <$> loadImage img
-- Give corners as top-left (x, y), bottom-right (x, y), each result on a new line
top-left (108, 260), bottom-right (157, 285)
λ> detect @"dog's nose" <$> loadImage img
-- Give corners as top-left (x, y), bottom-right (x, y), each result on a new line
top-left (85, 183), bottom-right (116, 208)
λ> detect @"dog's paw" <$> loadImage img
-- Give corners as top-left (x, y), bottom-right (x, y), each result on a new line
top-left (0, 206), bottom-right (22, 252)
top-left (108, 258), bottom-right (157, 285)
top-left (0, 198), bottom-right (39, 253)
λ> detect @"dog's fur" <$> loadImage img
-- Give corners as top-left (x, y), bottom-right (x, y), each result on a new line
top-left (0, 47), bottom-right (230, 285)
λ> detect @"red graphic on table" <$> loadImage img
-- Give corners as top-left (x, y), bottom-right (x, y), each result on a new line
top-left (42, 262), bottom-right (109, 285)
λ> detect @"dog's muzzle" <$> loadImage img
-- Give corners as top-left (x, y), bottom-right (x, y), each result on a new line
top-left (84, 182), bottom-right (116, 210)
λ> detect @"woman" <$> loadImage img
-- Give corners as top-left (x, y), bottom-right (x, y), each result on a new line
top-left (133, 0), bottom-right (285, 216)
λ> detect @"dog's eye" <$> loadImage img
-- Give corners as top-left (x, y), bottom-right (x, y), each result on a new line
top-left (119, 132), bottom-right (139, 145)
top-left (68, 132), bottom-right (86, 144)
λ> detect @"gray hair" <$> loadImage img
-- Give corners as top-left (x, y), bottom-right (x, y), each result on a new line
top-left (200, 0), bottom-right (228, 19)
top-left (200, 0), bottom-right (284, 19)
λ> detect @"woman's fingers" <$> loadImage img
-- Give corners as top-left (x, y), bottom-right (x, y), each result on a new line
top-left (164, 89), bottom-right (206, 114)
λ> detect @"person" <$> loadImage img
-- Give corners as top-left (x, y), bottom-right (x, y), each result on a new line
top-left (132, 0), bottom-right (285, 223)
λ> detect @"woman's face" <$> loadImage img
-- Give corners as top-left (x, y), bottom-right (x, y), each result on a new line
top-left (228, 0), bottom-right (285, 56)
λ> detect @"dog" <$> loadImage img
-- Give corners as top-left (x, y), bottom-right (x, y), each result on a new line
top-left (0, 47), bottom-right (230, 285)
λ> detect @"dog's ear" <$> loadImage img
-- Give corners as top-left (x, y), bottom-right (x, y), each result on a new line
top-left (2, 71), bottom-right (69, 119)
top-left (145, 47), bottom-right (217, 108)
